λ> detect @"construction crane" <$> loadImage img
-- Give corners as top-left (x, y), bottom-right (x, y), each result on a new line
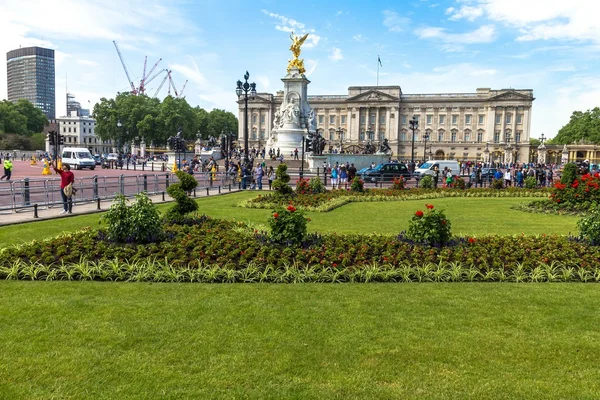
top-left (154, 71), bottom-right (170, 98)
top-left (113, 40), bottom-right (137, 95)
top-left (167, 71), bottom-right (189, 98)
top-left (138, 58), bottom-right (162, 95)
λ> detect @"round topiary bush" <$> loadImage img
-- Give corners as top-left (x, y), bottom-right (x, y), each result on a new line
top-left (561, 163), bottom-right (578, 186)
top-left (405, 203), bottom-right (452, 246)
top-left (419, 175), bottom-right (434, 189)
top-left (272, 164), bottom-right (293, 196)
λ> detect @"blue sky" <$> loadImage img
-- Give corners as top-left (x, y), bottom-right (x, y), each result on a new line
top-left (1, 0), bottom-right (599, 138)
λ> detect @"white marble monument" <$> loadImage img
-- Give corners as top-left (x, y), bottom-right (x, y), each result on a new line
top-left (267, 32), bottom-right (316, 156)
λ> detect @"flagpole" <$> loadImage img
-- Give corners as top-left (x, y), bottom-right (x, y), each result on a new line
top-left (377, 58), bottom-right (379, 87)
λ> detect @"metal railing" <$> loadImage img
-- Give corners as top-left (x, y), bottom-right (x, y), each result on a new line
top-left (0, 171), bottom-right (237, 214)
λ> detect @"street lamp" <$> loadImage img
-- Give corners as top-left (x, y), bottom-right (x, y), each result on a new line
top-left (336, 127), bottom-right (344, 153)
top-left (409, 115), bottom-right (419, 167)
top-left (540, 133), bottom-right (546, 145)
top-left (423, 131), bottom-right (430, 162)
top-left (236, 71), bottom-right (256, 165)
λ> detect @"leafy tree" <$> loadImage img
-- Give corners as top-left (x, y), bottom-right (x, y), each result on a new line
top-left (0, 100), bottom-right (28, 135)
top-left (205, 109), bottom-right (238, 139)
top-left (530, 138), bottom-right (541, 147)
top-left (14, 99), bottom-right (48, 134)
top-left (553, 107), bottom-right (600, 144)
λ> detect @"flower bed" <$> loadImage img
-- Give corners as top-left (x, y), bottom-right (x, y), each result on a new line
top-left (1, 216), bottom-right (599, 282)
top-left (240, 188), bottom-right (551, 212)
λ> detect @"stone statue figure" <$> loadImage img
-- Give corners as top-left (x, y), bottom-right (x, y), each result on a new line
top-left (273, 107), bottom-right (283, 129)
top-left (308, 108), bottom-right (317, 132)
top-left (379, 138), bottom-right (391, 154)
top-left (287, 32), bottom-right (309, 74)
top-left (282, 101), bottom-right (300, 126)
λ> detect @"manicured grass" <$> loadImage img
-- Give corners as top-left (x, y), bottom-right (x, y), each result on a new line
top-left (1, 282), bottom-right (599, 399)
top-left (0, 192), bottom-right (578, 248)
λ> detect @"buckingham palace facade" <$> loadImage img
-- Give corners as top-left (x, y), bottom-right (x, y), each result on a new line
top-left (238, 86), bottom-right (534, 163)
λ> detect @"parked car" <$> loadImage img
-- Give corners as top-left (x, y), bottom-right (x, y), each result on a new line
top-left (360, 163), bottom-right (411, 183)
top-left (106, 153), bottom-right (119, 161)
top-left (469, 168), bottom-right (498, 183)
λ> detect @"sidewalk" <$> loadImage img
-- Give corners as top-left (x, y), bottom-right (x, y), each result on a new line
top-left (0, 186), bottom-right (242, 227)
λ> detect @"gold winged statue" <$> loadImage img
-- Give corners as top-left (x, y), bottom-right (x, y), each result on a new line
top-left (287, 32), bottom-right (309, 74)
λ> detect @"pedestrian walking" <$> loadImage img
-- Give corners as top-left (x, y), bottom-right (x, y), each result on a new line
top-left (0, 159), bottom-right (13, 180)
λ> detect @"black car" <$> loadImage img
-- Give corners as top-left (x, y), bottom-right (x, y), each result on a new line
top-left (360, 163), bottom-right (412, 183)
top-left (470, 168), bottom-right (498, 183)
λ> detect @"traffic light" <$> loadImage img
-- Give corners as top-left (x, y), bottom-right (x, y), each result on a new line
top-left (48, 131), bottom-right (56, 146)
top-left (305, 136), bottom-right (313, 152)
top-left (58, 134), bottom-right (65, 145)
top-left (177, 138), bottom-right (186, 152)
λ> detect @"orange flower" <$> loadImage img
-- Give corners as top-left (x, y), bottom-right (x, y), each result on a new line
top-left (415, 210), bottom-right (424, 217)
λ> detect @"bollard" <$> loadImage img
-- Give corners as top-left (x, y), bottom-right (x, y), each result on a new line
top-left (152, 163), bottom-right (154, 172)
top-left (143, 175), bottom-right (148, 192)
top-left (210, 175), bottom-right (213, 187)
top-left (317, 167), bottom-right (320, 177)
top-left (162, 191), bottom-right (165, 201)
top-left (206, 188), bottom-right (210, 196)
top-left (24, 178), bottom-right (31, 206)
top-left (238, 181), bottom-right (241, 190)
top-left (97, 198), bottom-right (101, 210)
top-left (142, 163), bottom-right (145, 171)
top-left (165, 174), bottom-right (170, 188)
top-left (229, 184), bottom-right (231, 191)
top-left (324, 173), bottom-right (327, 187)
top-left (218, 186), bottom-right (221, 194)
top-left (162, 163), bottom-right (165, 172)
top-left (33, 203), bottom-right (39, 218)
top-left (134, 163), bottom-right (136, 171)
top-left (93, 175), bottom-right (98, 198)
top-left (193, 188), bottom-right (196, 197)
top-left (119, 175), bottom-right (125, 194)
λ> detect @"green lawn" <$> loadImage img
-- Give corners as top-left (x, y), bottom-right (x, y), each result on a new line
top-left (1, 282), bottom-right (599, 399)
top-left (0, 192), bottom-right (578, 248)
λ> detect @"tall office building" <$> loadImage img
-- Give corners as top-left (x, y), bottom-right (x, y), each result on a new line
top-left (7, 46), bottom-right (56, 119)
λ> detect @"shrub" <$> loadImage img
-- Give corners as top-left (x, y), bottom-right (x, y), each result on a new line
top-left (419, 175), bottom-right (434, 189)
top-left (308, 177), bottom-right (326, 194)
top-left (452, 176), bottom-right (466, 189)
top-left (350, 177), bottom-right (364, 192)
top-left (406, 204), bottom-right (452, 246)
top-left (101, 193), bottom-right (164, 243)
top-left (578, 205), bottom-right (600, 245)
top-left (272, 164), bottom-right (293, 196)
top-left (295, 178), bottom-right (310, 194)
top-left (391, 176), bottom-right (405, 190)
top-left (561, 163), bottom-right (578, 186)
top-left (165, 171), bottom-right (199, 222)
top-left (492, 178), bottom-right (504, 190)
top-left (101, 194), bottom-right (132, 243)
top-left (524, 176), bottom-right (537, 189)
top-left (268, 203), bottom-right (310, 245)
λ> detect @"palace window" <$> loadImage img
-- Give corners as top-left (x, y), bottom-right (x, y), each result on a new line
top-left (400, 131), bottom-right (407, 142)
top-left (252, 114), bottom-right (257, 123)
top-left (369, 130), bottom-right (375, 141)
top-left (506, 114), bottom-right (512, 124)
top-left (360, 115), bottom-right (366, 124)
top-left (260, 115), bottom-right (265, 124)
top-left (329, 129), bottom-right (335, 141)
top-left (341, 115), bottom-right (347, 124)
top-left (465, 131), bottom-right (471, 142)
top-left (517, 114), bottom-right (523, 124)
top-left (319, 115), bottom-right (324, 124)
top-left (451, 131), bottom-right (457, 142)
top-left (380, 114), bottom-right (386, 124)
top-left (379, 130), bottom-right (385, 141)
top-left (401, 115), bottom-right (407, 125)
top-left (452, 115), bottom-right (458, 125)
top-left (439, 115), bottom-right (445, 125)
top-left (438, 131), bottom-right (444, 142)
top-left (359, 131), bottom-right (365, 141)
top-left (495, 115), bottom-right (501, 124)
top-left (251, 128), bottom-right (257, 139)
top-left (479, 115), bottom-right (484, 125)
top-left (370, 114), bottom-right (376, 125)
top-left (465, 115), bottom-right (471, 125)
top-left (477, 131), bottom-right (483, 143)
top-left (260, 129), bottom-right (265, 139)
top-left (426, 115), bottom-right (432, 124)
top-left (494, 131), bottom-right (500, 143)
top-left (330, 115), bottom-right (335, 124)
top-left (515, 132), bottom-right (521, 142)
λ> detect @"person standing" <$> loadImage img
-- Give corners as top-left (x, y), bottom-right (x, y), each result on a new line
top-left (53, 160), bottom-right (75, 214)
top-left (255, 163), bottom-right (264, 190)
top-left (1, 159), bottom-right (13, 180)
top-left (267, 166), bottom-right (275, 190)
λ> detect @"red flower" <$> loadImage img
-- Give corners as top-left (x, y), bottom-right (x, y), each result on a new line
top-left (287, 205), bottom-right (296, 212)
top-left (273, 213), bottom-right (279, 219)
top-left (425, 204), bottom-right (434, 209)
top-left (468, 237), bottom-right (476, 243)
top-left (415, 210), bottom-right (424, 217)
top-left (572, 180), bottom-right (580, 188)
top-left (442, 220), bottom-right (447, 225)
top-left (333, 263), bottom-right (338, 267)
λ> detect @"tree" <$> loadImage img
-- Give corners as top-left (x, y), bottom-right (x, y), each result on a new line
top-left (0, 100), bottom-right (29, 135)
top-left (205, 109), bottom-right (238, 139)
top-left (553, 107), bottom-right (600, 144)
top-left (14, 99), bottom-right (48, 134)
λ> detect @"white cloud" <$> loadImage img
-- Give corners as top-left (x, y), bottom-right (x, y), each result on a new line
top-left (464, 0), bottom-right (600, 44)
top-left (414, 25), bottom-right (496, 48)
top-left (77, 59), bottom-right (100, 67)
top-left (263, 9), bottom-right (320, 49)
top-left (329, 47), bottom-right (343, 62)
top-left (447, 5), bottom-right (484, 21)
top-left (256, 76), bottom-right (271, 91)
top-left (261, 10), bottom-right (305, 30)
top-left (353, 34), bottom-right (365, 42)
top-left (383, 10), bottom-right (410, 33)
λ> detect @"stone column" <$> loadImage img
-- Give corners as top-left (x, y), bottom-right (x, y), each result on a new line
top-left (375, 107), bottom-right (380, 142)
top-left (385, 108), bottom-right (391, 140)
top-left (347, 109), bottom-right (353, 141)
top-left (501, 107), bottom-right (506, 141)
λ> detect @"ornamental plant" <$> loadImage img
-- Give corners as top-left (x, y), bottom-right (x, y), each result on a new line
top-left (272, 163), bottom-right (293, 196)
top-left (101, 192), bottom-right (164, 243)
top-left (295, 178), bottom-right (310, 194)
top-left (165, 170), bottom-right (199, 222)
top-left (419, 175), bottom-right (434, 189)
top-left (551, 172), bottom-right (600, 206)
top-left (391, 176), bottom-right (405, 190)
top-left (524, 176), bottom-right (537, 189)
top-left (268, 203), bottom-right (310, 245)
top-left (350, 176), bottom-right (364, 192)
top-left (577, 205), bottom-right (600, 245)
top-left (308, 177), bottom-right (326, 194)
top-left (492, 178), bottom-right (504, 190)
top-left (406, 203), bottom-right (452, 246)
top-left (560, 163), bottom-right (578, 186)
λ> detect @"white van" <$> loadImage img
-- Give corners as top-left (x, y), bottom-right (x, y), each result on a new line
top-left (413, 160), bottom-right (460, 178)
top-left (61, 147), bottom-right (96, 170)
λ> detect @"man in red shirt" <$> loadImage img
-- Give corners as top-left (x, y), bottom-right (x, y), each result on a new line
top-left (53, 160), bottom-right (75, 214)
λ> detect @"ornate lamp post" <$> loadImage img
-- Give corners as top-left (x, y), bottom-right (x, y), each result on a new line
top-left (423, 131), bottom-right (430, 162)
top-left (409, 115), bottom-right (419, 166)
top-left (235, 71), bottom-right (256, 165)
